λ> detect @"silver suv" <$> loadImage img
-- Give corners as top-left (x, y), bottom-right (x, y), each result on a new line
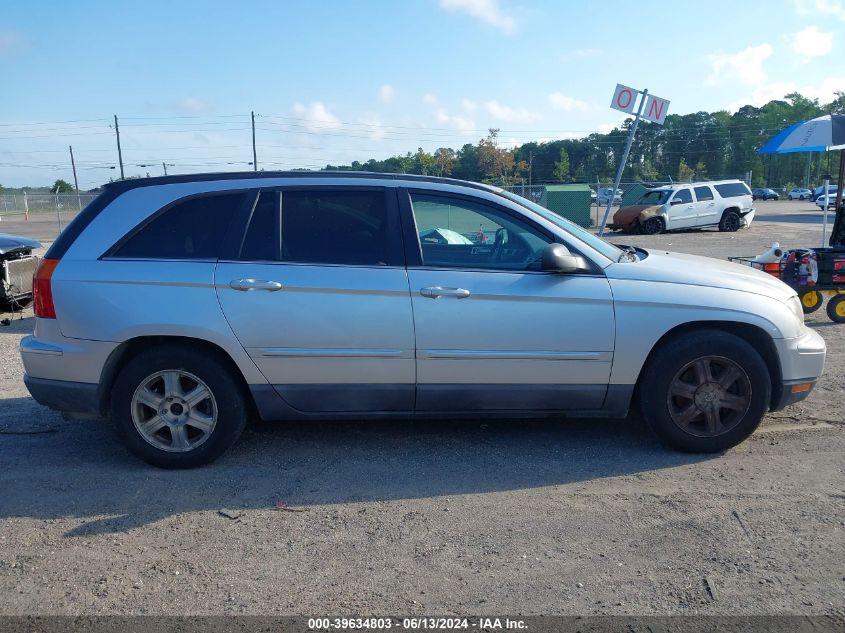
top-left (21, 173), bottom-right (825, 468)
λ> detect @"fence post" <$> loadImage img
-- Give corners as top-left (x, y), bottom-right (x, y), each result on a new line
top-left (23, 191), bottom-right (29, 221)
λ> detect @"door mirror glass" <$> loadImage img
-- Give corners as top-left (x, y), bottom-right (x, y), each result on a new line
top-left (669, 198), bottom-right (684, 205)
top-left (541, 243), bottom-right (580, 273)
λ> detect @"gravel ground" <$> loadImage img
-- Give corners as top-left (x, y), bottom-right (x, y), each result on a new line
top-left (0, 199), bottom-right (843, 616)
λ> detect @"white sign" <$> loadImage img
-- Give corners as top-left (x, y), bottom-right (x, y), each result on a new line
top-left (642, 94), bottom-right (670, 125)
top-left (610, 84), bottom-right (638, 114)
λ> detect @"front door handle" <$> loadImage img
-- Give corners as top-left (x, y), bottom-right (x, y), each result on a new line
top-left (229, 279), bottom-right (283, 292)
top-left (420, 286), bottom-right (471, 299)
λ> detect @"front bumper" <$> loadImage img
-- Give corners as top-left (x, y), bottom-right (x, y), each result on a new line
top-left (770, 327), bottom-right (826, 411)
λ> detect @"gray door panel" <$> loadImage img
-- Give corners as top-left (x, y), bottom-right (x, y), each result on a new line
top-left (216, 263), bottom-right (415, 412)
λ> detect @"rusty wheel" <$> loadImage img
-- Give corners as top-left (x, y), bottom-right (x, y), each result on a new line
top-left (666, 356), bottom-right (752, 437)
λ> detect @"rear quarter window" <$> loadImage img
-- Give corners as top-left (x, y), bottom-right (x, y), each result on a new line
top-left (109, 193), bottom-right (244, 260)
top-left (714, 183), bottom-right (752, 198)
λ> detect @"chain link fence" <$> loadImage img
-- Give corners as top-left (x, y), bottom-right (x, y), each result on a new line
top-left (0, 193), bottom-right (97, 243)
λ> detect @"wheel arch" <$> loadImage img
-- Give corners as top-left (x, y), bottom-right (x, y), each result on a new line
top-left (632, 320), bottom-right (783, 412)
top-left (97, 335), bottom-right (257, 417)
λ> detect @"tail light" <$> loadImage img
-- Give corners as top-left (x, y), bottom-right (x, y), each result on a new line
top-left (33, 258), bottom-right (60, 319)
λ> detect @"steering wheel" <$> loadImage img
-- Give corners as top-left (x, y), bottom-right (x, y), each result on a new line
top-left (490, 227), bottom-right (507, 262)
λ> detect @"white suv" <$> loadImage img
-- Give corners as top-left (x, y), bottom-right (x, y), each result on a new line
top-left (20, 172), bottom-right (823, 467)
top-left (608, 180), bottom-right (755, 234)
top-left (788, 188), bottom-right (812, 200)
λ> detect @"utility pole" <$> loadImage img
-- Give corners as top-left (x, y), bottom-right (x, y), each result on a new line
top-left (69, 145), bottom-right (81, 212)
top-left (162, 162), bottom-right (168, 176)
top-left (114, 115), bottom-right (125, 180)
top-left (251, 111), bottom-right (258, 171)
top-left (528, 151), bottom-right (534, 188)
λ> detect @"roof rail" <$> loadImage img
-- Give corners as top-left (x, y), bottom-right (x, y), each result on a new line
top-left (101, 170), bottom-right (500, 194)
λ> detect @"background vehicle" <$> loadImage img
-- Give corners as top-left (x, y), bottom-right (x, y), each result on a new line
top-left (788, 188), bottom-right (813, 200)
top-left (752, 188), bottom-right (779, 201)
top-left (813, 185), bottom-right (839, 201)
top-left (597, 187), bottom-right (622, 205)
top-left (608, 180), bottom-right (755, 234)
top-left (0, 234), bottom-right (41, 308)
top-left (816, 187), bottom-right (839, 208)
top-left (21, 172), bottom-right (823, 468)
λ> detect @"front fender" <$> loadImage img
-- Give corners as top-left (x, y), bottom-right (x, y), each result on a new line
top-left (608, 279), bottom-right (799, 385)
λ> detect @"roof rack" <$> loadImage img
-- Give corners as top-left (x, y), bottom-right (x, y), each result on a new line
top-left (102, 170), bottom-right (499, 194)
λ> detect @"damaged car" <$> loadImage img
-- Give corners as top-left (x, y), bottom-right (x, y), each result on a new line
top-left (0, 234), bottom-right (41, 308)
top-left (607, 180), bottom-right (755, 234)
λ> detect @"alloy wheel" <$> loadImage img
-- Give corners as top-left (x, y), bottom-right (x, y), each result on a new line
top-left (666, 355), bottom-right (752, 437)
top-left (131, 370), bottom-right (218, 452)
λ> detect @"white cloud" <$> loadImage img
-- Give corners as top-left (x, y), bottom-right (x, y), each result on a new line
top-left (548, 92), bottom-right (589, 112)
top-left (359, 114), bottom-right (386, 141)
top-left (435, 108), bottom-right (475, 131)
top-left (560, 48), bottom-right (602, 61)
top-left (291, 101), bottom-right (341, 133)
top-left (708, 43), bottom-right (773, 85)
top-left (0, 30), bottom-right (23, 55)
top-left (725, 82), bottom-right (799, 111)
top-left (485, 100), bottom-right (541, 123)
top-left (438, 0), bottom-right (516, 34)
top-left (724, 77), bottom-right (845, 111)
top-left (597, 123), bottom-right (618, 134)
top-left (378, 84), bottom-right (395, 103)
top-left (461, 98), bottom-right (478, 113)
top-left (422, 93), bottom-right (438, 106)
top-left (794, 0), bottom-right (845, 19)
top-left (790, 26), bottom-right (833, 60)
top-left (176, 97), bottom-right (210, 113)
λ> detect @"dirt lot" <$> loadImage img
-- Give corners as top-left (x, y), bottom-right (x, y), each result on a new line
top-left (0, 199), bottom-right (843, 616)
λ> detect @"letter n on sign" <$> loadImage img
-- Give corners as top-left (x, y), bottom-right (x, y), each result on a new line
top-left (610, 84), bottom-right (638, 114)
top-left (642, 94), bottom-right (670, 125)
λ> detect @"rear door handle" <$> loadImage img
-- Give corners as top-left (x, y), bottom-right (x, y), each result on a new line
top-left (420, 286), bottom-right (471, 299)
top-left (229, 279), bottom-right (283, 292)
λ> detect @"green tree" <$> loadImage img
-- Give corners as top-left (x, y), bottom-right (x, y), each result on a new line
top-left (552, 148), bottom-right (570, 182)
top-left (51, 179), bottom-right (74, 193)
top-left (677, 159), bottom-right (694, 182)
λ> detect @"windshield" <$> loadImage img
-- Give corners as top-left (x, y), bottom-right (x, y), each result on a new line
top-left (637, 190), bottom-right (671, 205)
top-left (498, 190), bottom-right (622, 262)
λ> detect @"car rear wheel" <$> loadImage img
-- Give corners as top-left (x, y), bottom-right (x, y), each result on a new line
top-left (111, 345), bottom-right (248, 468)
top-left (718, 211), bottom-right (741, 232)
top-left (639, 330), bottom-right (770, 453)
top-left (640, 216), bottom-right (665, 235)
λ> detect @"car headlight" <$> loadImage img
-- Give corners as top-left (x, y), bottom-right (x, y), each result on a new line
top-left (786, 296), bottom-right (805, 330)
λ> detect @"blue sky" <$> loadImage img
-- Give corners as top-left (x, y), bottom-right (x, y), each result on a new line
top-left (1, 0), bottom-right (843, 188)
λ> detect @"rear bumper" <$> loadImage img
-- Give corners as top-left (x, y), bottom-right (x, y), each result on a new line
top-left (23, 374), bottom-right (99, 416)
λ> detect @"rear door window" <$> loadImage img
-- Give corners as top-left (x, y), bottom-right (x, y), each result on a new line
top-left (238, 188), bottom-right (394, 266)
top-left (693, 186), bottom-right (714, 201)
top-left (111, 193), bottom-right (244, 259)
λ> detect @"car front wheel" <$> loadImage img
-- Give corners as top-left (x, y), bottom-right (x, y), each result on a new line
top-left (639, 330), bottom-right (770, 452)
top-left (111, 345), bottom-right (248, 468)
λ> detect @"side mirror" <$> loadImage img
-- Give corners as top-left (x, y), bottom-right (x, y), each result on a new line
top-left (669, 198), bottom-right (684, 205)
top-left (541, 243), bottom-right (580, 274)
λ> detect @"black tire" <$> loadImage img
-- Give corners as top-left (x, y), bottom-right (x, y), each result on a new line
top-left (111, 345), bottom-right (248, 468)
top-left (719, 210), bottom-right (741, 232)
top-left (826, 295), bottom-right (845, 323)
top-left (640, 216), bottom-right (666, 235)
top-left (800, 290), bottom-right (823, 314)
top-left (639, 329), bottom-right (771, 453)
top-left (799, 195), bottom-right (805, 200)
